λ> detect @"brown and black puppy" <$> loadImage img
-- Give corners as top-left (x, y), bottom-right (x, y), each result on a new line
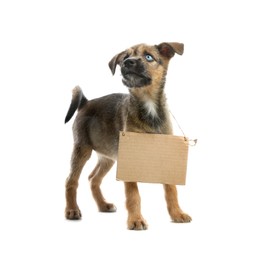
top-left (64, 42), bottom-right (192, 230)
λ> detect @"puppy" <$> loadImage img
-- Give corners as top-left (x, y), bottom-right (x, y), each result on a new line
top-left (64, 42), bottom-right (192, 230)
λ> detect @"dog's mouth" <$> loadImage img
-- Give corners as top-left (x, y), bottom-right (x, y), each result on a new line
top-left (123, 71), bottom-right (148, 79)
top-left (121, 69), bottom-right (152, 88)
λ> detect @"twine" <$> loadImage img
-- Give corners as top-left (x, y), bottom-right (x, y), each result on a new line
top-left (169, 110), bottom-right (197, 146)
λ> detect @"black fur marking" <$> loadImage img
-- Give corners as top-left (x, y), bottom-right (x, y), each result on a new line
top-left (65, 94), bottom-right (87, 123)
top-left (121, 58), bottom-right (151, 88)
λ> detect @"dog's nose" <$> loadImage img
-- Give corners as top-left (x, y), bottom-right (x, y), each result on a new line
top-left (124, 58), bottom-right (137, 68)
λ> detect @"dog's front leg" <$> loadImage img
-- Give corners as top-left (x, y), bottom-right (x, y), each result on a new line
top-left (124, 182), bottom-right (148, 230)
top-left (163, 184), bottom-right (192, 223)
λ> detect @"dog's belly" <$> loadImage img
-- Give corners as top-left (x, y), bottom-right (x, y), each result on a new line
top-left (90, 125), bottom-right (119, 160)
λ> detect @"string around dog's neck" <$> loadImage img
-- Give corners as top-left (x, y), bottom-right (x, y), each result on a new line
top-left (169, 110), bottom-right (197, 146)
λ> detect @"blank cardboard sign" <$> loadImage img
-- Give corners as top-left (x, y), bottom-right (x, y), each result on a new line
top-left (116, 132), bottom-right (189, 185)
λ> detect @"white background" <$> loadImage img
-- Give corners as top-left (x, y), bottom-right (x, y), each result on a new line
top-left (1, 0), bottom-right (255, 259)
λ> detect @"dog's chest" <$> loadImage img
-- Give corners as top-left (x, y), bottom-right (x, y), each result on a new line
top-left (127, 95), bottom-right (168, 133)
top-left (143, 99), bottom-right (158, 118)
top-left (139, 99), bottom-right (166, 131)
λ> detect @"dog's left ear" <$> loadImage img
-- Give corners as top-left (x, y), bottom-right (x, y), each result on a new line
top-left (108, 51), bottom-right (127, 75)
top-left (156, 42), bottom-right (184, 59)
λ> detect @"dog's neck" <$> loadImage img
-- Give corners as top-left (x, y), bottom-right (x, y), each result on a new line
top-left (128, 84), bottom-right (169, 132)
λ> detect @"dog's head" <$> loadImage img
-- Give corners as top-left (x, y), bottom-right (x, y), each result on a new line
top-left (109, 42), bottom-right (184, 88)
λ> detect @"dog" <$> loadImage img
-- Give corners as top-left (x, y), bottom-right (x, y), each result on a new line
top-left (64, 42), bottom-right (192, 230)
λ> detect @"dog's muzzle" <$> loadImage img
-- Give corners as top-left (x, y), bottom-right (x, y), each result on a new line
top-left (121, 58), bottom-right (151, 88)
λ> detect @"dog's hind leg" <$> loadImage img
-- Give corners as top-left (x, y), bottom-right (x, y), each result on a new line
top-left (163, 184), bottom-right (192, 223)
top-left (65, 144), bottom-right (92, 220)
top-left (88, 156), bottom-right (116, 212)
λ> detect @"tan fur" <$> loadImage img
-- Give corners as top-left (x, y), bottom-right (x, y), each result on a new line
top-left (64, 42), bottom-right (191, 229)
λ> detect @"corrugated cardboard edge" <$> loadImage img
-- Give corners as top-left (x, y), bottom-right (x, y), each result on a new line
top-left (116, 131), bottom-right (189, 185)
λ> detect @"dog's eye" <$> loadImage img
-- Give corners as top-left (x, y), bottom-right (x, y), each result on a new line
top-left (145, 54), bottom-right (154, 62)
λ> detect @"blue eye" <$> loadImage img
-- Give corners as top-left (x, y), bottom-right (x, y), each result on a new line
top-left (145, 54), bottom-right (154, 62)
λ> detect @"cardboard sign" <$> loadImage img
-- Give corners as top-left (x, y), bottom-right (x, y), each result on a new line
top-left (116, 132), bottom-right (189, 185)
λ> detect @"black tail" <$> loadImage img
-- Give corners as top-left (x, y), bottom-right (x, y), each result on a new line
top-left (64, 86), bottom-right (87, 123)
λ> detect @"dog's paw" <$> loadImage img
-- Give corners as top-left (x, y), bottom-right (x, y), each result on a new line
top-left (65, 208), bottom-right (82, 220)
top-left (172, 212), bottom-right (192, 223)
top-left (127, 216), bottom-right (148, 230)
top-left (98, 203), bottom-right (117, 213)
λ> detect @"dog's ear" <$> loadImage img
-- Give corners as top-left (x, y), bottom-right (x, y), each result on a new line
top-left (108, 51), bottom-right (127, 75)
top-left (156, 42), bottom-right (184, 59)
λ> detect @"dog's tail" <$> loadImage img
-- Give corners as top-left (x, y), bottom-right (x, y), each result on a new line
top-left (64, 86), bottom-right (88, 123)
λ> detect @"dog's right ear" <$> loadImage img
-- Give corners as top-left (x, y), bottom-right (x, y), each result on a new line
top-left (156, 42), bottom-right (184, 59)
top-left (108, 51), bottom-right (126, 75)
